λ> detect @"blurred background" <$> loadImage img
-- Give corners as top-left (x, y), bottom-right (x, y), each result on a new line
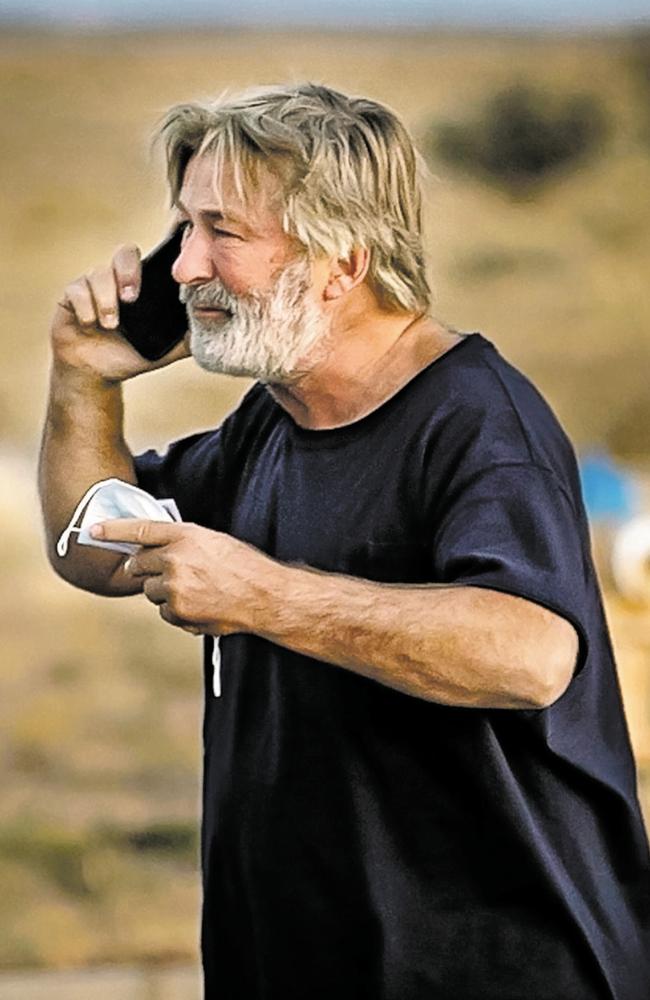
top-left (2, 0), bottom-right (650, 996)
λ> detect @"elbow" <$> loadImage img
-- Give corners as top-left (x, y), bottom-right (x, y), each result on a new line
top-left (523, 617), bottom-right (580, 709)
top-left (45, 542), bottom-right (79, 586)
top-left (44, 541), bottom-right (90, 590)
top-left (44, 542), bottom-right (137, 597)
top-left (45, 547), bottom-right (97, 593)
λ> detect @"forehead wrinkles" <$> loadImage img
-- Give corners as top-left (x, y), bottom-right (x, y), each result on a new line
top-left (180, 148), bottom-right (286, 233)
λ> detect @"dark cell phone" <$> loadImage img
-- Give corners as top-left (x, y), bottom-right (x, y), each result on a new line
top-left (118, 226), bottom-right (188, 361)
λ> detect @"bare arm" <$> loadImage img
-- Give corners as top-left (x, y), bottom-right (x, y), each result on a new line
top-left (39, 246), bottom-right (189, 596)
top-left (95, 520), bottom-right (580, 709)
top-left (38, 359), bottom-right (138, 595)
top-left (260, 563), bottom-right (579, 709)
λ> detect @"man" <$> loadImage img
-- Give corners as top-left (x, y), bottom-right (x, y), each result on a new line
top-left (40, 83), bottom-right (650, 999)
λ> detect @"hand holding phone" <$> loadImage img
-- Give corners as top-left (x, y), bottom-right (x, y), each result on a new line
top-left (118, 226), bottom-right (189, 361)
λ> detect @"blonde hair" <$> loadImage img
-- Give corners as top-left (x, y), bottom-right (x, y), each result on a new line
top-left (157, 83), bottom-right (431, 313)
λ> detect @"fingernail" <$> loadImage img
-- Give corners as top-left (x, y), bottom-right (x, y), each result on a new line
top-left (121, 286), bottom-right (137, 302)
top-left (90, 524), bottom-right (104, 539)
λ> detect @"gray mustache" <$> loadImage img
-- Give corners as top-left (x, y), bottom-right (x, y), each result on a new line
top-left (179, 283), bottom-right (237, 313)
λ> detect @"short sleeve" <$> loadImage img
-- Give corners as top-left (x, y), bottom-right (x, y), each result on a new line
top-left (431, 462), bottom-right (591, 675)
top-left (133, 382), bottom-right (272, 526)
top-left (133, 428), bottom-right (226, 527)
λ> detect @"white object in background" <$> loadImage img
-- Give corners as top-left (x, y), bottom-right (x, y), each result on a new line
top-left (611, 514), bottom-right (650, 603)
top-left (57, 478), bottom-right (181, 557)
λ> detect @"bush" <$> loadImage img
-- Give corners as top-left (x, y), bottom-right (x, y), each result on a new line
top-left (626, 30), bottom-right (650, 145)
top-left (0, 824), bottom-right (91, 897)
top-left (120, 821), bottom-right (197, 860)
top-left (627, 29), bottom-right (650, 94)
top-left (429, 83), bottom-right (608, 195)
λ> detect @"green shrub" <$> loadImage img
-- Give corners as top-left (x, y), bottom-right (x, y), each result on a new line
top-left (0, 824), bottom-right (91, 897)
top-left (121, 821), bottom-right (197, 859)
top-left (429, 83), bottom-right (608, 195)
top-left (626, 29), bottom-right (650, 144)
top-left (627, 29), bottom-right (650, 94)
top-left (0, 819), bottom-right (199, 900)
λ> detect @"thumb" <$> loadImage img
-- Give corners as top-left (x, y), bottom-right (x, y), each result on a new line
top-left (150, 332), bottom-right (192, 370)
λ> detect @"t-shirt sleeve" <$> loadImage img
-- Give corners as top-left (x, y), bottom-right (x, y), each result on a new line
top-left (132, 384), bottom-right (273, 529)
top-left (133, 428), bottom-right (226, 526)
top-left (431, 462), bottom-right (591, 675)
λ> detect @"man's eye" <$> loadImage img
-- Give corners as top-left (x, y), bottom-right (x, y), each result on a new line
top-left (176, 220), bottom-right (239, 240)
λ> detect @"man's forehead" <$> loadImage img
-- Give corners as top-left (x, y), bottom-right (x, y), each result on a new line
top-left (177, 152), bottom-right (283, 228)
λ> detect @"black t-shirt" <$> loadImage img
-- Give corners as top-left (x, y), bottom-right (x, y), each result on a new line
top-left (135, 332), bottom-right (650, 1000)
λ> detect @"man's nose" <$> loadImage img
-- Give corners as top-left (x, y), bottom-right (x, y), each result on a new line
top-left (171, 227), bottom-right (215, 285)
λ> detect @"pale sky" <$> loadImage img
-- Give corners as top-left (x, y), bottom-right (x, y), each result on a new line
top-left (1, 0), bottom-right (648, 30)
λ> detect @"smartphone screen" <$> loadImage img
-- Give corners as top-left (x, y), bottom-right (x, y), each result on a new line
top-left (118, 226), bottom-right (188, 361)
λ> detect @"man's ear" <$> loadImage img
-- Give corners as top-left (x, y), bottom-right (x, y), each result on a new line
top-left (323, 246), bottom-right (370, 301)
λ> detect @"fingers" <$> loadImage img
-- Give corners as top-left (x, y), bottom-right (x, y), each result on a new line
top-left (142, 578), bottom-right (202, 635)
top-left (181, 624), bottom-right (204, 635)
top-left (112, 243), bottom-right (142, 303)
top-left (156, 333), bottom-right (192, 366)
top-left (91, 518), bottom-right (185, 547)
top-left (60, 276), bottom-right (100, 329)
top-left (143, 575), bottom-right (167, 605)
top-left (142, 577), bottom-right (203, 636)
top-left (86, 267), bottom-right (121, 330)
top-left (57, 243), bottom-right (141, 333)
top-left (143, 581), bottom-right (204, 634)
top-left (144, 332), bottom-right (192, 374)
top-left (124, 550), bottom-right (164, 577)
top-left (158, 602), bottom-right (202, 633)
top-left (59, 271), bottom-right (119, 332)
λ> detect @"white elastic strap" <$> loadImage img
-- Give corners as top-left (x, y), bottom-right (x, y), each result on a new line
top-left (56, 478), bottom-right (117, 558)
top-left (212, 639), bottom-right (222, 698)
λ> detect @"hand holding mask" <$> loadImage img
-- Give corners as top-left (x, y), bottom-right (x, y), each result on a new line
top-left (57, 478), bottom-right (181, 558)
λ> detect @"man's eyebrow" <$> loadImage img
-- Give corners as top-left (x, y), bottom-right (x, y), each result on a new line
top-left (174, 198), bottom-right (247, 227)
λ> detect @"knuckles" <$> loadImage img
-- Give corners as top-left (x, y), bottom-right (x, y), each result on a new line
top-left (114, 242), bottom-right (140, 259)
top-left (138, 525), bottom-right (253, 630)
top-left (66, 277), bottom-right (87, 296)
top-left (85, 267), bottom-right (110, 284)
top-left (166, 589), bottom-right (196, 622)
top-left (159, 604), bottom-right (180, 626)
top-left (142, 576), bottom-right (161, 601)
top-left (134, 522), bottom-right (154, 545)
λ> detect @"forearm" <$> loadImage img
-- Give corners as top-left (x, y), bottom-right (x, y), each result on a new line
top-left (38, 362), bottom-right (139, 595)
top-left (95, 521), bottom-right (577, 706)
top-left (252, 563), bottom-right (576, 709)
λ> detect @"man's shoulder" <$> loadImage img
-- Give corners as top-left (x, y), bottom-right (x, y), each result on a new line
top-left (423, 333), bottom-right (576, 469)
top-left (403, 333), bottom-right (582, 505)
top-left (424, 333), bottom-right (555, 420)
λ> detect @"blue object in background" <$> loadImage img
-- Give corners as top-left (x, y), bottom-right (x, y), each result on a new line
top-left (579, 450), bottom-right (638, 521)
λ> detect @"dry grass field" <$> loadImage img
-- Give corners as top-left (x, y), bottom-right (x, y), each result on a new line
top-left (1, 26), bottom-right (650, 972)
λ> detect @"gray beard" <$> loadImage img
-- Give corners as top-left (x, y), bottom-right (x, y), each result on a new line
top-left (179, 258), bottom-right (332, 383)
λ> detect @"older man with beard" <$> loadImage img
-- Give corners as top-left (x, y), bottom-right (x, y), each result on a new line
top-left (40, 84), bottom-right (650, 1000)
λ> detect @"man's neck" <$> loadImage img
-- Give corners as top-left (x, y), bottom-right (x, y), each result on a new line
top-left (266, 309), bottom-right (463, 430)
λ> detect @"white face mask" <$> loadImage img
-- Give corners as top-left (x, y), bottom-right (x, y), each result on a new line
top-left (56, 478), bottom-right (181, 558)
top-left (54, 479), bottom-right (226, 696)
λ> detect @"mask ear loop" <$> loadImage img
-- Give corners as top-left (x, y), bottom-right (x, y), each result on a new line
top-left (56, 478), bottom-right (120, 557)
top-left (212, 638), bottom-right (222, 698)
